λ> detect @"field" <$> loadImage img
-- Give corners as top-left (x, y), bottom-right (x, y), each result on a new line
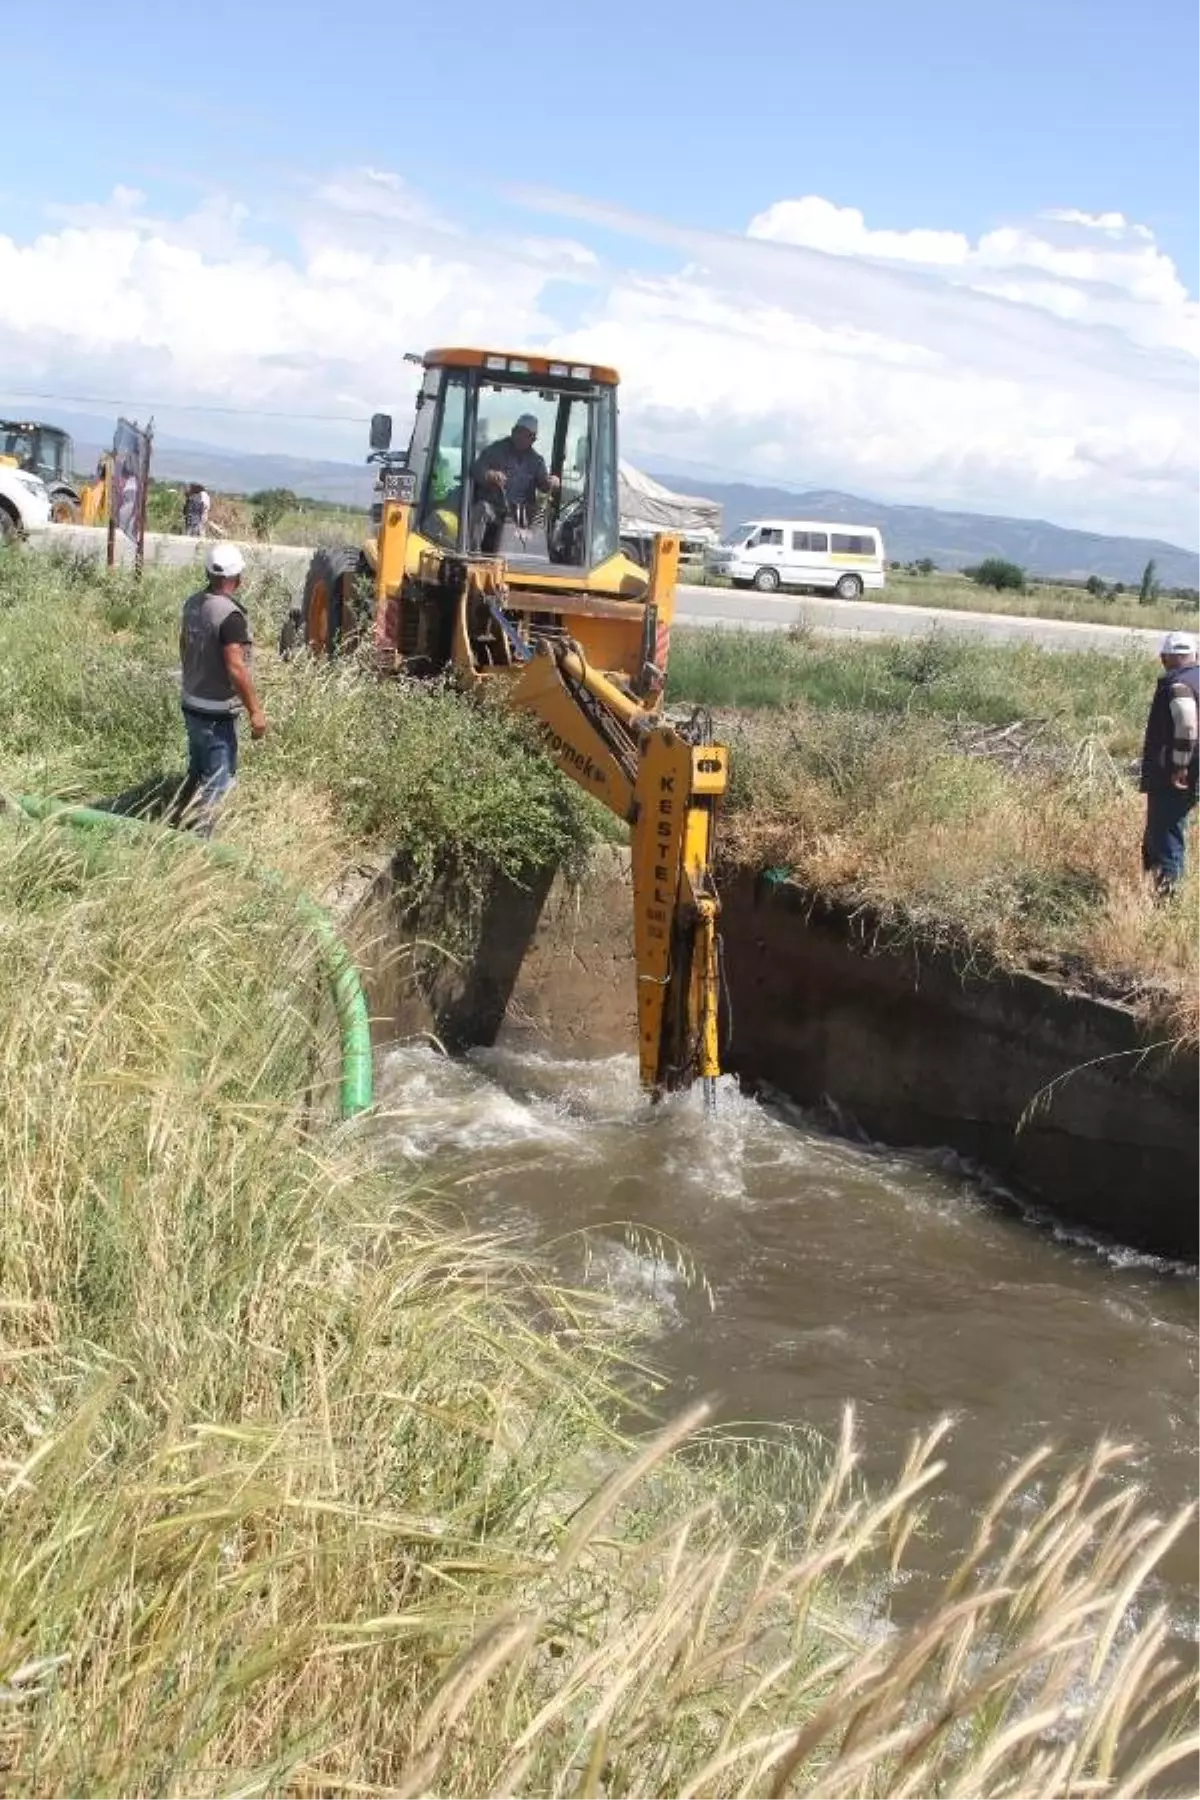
top-left (0, 544), bottom-right (1196, 1795)
top-left (667, 626), bottom-right (1198, 1035)
top-left (146, 480), bottom-right (367, 549)
top-left (681, 563), bottom-right (1195, 634)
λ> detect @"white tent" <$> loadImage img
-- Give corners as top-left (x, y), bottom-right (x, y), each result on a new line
top-left (618, 461), bottom-right (722, 542)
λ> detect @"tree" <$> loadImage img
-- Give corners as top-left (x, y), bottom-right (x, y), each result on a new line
top-left (965, 558), bottom-right (1026, 593)
top-left (916, 557), bottom-right (937, 576)
top-left (1138, 558), bottom-right (1158, 607)
top-left (1112, 582), bottom-right (1125, 596)
top-left (249, 487), bottom-right (299, 542)
top-left (1085, 574), bottom-right (1107, 598)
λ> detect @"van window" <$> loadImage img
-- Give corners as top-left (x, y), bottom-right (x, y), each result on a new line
top-left (755, 527), bottom-right (783, 547)
top-left (831, 532), bottom-right (877, 555)
top-left (791, 530), bottom-right (828, 552)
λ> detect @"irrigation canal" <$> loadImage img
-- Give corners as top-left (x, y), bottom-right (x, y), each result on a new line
top-left (374, 1043), bottom-right (1198, 1643)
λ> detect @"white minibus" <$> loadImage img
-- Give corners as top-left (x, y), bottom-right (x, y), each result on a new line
top-left (707, 518), bottom-right (886, 597)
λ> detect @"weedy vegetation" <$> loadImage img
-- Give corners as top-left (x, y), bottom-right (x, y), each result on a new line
top-left (669, 627), bottom-right (1198, 1036)
top-left (0, 816), bottom-right (1196, 1798)
top-left (0, 545), bottom-right (1196, 1794)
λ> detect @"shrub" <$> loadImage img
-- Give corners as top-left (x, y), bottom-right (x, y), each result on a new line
top-left (965, 558), bottom-right (1026, 593)
top-left (250, 486), bottom-right (300, 541)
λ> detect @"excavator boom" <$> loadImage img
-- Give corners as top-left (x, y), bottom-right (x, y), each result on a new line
top-left (502, 629), bottom-right (727, 1095)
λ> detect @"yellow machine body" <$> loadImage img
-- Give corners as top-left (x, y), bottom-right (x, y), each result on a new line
top-left (299, 346), bottom-right (728, 1098)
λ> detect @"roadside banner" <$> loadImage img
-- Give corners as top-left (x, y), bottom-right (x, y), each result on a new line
top-left (108, 416), bottom-right (154, 573)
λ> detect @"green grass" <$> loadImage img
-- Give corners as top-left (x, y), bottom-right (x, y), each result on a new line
top-left (0, 814), bottom-right (1193, 1797)
top-left (0, 543), bottom-right (593, 897)
top-left (668, 625), bottom-right (1150, 757)
top-left (885, 569), bottom-right (1192, 632)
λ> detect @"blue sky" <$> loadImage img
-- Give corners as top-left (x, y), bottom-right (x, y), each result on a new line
top-left (4, 0), bottom-right (1195, 278)
top-left (1, 0), bottom-right (1196, 540)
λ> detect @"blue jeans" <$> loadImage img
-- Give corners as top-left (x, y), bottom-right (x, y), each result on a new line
top-left (183, 708), bottom-right (238, 836)
top-left (1142, 787), bottom-right (1196, 892)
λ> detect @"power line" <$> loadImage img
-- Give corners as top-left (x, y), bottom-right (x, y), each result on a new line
top-left (0, 387), bottom-right (373, 424)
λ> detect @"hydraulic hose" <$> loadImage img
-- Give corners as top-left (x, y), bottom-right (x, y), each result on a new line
top-left (12, 793), bottom-right (374, 1120)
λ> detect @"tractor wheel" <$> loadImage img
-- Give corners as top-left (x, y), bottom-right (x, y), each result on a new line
top-left (752, 565), bottom-right (782, 593)
top-left (300, 545), bottom-right (365, 656)
top-left (50, 492), bottom-right (81, 525)
top-left (835, 573), bottom-right (864, 600)
top-left (0, 503), bottom-right (18, 541)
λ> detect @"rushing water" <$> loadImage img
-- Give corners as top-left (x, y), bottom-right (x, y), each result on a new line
top-left (374, 1043), bottom-right (1199, 1635)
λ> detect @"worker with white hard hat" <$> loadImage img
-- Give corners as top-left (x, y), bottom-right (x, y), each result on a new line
top-left (178, 542), bottom-right (266, 836)
top-left (1139, 629), bottom-right (1199, 897)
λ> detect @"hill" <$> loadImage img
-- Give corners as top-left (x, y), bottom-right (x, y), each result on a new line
top-left (26, 405), bottom-right (1195, 588)
top-left (649, 475), bottom-right (1200, 589)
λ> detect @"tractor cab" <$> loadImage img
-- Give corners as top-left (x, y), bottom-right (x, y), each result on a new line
top-left (372, 350), bottom-right (621, 578)
top-left (0, 422), bottom-right (74, 487)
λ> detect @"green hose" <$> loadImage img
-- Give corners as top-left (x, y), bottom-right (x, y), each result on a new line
top-left (13, 794), bottom-right (374, 1120)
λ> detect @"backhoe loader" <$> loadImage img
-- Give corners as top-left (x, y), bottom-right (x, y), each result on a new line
top-left (295, 347), bottom-right (728, 1101)
top-left (0, 421), bottom-right (110, 523)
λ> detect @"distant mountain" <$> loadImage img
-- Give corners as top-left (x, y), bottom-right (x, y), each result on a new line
top-left (0, 404), bottom-right (376, 509)
top-left (22, 399), bottom-right (1194, 588)
top-left (75, 436), bottom-right (377, 510)
top-left (649, 475), bottom-right (1200, 589)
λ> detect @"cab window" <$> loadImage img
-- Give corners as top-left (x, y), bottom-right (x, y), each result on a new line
top-left (420, 371), bottom-right (468, 546)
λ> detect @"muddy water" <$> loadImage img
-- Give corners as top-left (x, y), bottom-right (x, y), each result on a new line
top-left (374, 1044), bottom-right (1199, 1633)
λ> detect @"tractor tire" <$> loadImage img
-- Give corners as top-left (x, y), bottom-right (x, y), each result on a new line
top-left (835, 573), bottom-right (864, 600)
top-left (49, 491), bottom-right (82, 525)
top-left (300, 545), bottom-right (366, 656)
top-left (0, 503), bottom-right (18, 541)
top-left (752, 565), bottom-right (782, 593)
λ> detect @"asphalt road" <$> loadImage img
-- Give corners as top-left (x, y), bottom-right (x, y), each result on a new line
top-left (42, 523), bottom-right (312, 579)
top-left (38, 526), bottom-right (1162, 655)
top-left (672, 583), bottom-right (1163, 654)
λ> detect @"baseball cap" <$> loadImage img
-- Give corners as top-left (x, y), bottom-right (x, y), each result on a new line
top-left (205, 543), bottom-right (245, 578)
top-left (1160, 631), bottom-right (1197, 656)
top-left (514, 413), bottom-right (539, 435)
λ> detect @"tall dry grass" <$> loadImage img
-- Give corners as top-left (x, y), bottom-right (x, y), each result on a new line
top-left (0, 810), bottom-right (1195, 1797)
top-left (665, 630), bottom-right (1197, 1035)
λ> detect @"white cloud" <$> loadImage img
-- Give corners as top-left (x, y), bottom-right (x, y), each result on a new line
top-left (0, 174), bottom-right (1195, 544)
top-left (749, 195), bottom-right (970, 265)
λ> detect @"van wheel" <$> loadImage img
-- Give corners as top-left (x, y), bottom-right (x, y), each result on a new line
top-left (835, 573), bottom-right (864, 600)
top-left (752, 566), bottom-right (781, 593)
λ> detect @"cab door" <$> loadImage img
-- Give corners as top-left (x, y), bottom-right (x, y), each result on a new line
top-left (749, 524), bottom-right (785, 577)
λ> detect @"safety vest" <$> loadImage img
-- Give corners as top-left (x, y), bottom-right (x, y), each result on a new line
top-left (1140, 664), bottom-right (1199, 795)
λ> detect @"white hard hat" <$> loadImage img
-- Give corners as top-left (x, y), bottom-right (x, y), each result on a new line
top-left (514, 413), bottom-right (539, 434)
top-left (205, 543), bottom-right (245, 578)
top-left (1160, 631), bottom-right (1197, 656)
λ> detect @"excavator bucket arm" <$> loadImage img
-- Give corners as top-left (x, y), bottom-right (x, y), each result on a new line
top-left (630, 728), bottom-right (726, 1096)
top-left (500, 617), bottom-right (728, 1097)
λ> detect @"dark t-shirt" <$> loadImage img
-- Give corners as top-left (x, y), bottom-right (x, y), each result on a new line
top-left (218, 609), bottom-right (250, 649)
top-left (472, 436), bottom-right (549, 509)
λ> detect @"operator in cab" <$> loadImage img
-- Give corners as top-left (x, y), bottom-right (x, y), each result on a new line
top-left (470, 412), bottom-right (559, 551)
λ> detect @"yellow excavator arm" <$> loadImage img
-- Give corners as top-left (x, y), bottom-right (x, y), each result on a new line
top-left (496, 626), bottom-right (728, 1099)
